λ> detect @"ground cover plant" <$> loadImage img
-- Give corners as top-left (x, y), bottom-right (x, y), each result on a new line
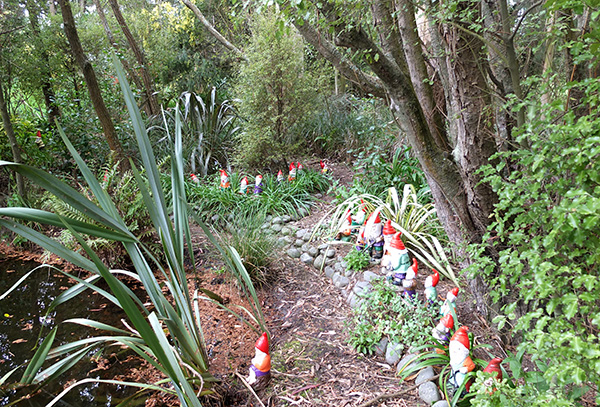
top-left (347, 279), bottom-right (439, 355)
top-left (0, 60), bottom-right (267, 407)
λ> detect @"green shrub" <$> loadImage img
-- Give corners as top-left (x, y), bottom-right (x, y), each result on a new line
top-left (344, 248), bottom-right (370, 272)
top-left (347, 279), bottom-right (439, 355)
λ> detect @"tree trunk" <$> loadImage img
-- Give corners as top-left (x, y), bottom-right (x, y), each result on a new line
top-left (107, 0), bottom-right (160, 116)
top-left (26, 0), bottom-right (61, 126)
top-left (92, 0), bottom-right (147, 114)
top-left (0, 78), bottom-right (25, 198)
top-left (57, 0), bottom-right (129, 170)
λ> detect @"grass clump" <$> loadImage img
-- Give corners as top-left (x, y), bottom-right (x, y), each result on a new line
top-left (344, 249), bottom-right (370, 272)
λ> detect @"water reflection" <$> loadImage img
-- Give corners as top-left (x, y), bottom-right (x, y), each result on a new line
top-left (0, 256), bottom-right (139, 406)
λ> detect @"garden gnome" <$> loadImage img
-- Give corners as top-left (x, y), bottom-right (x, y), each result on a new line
top-left (402, 258), bottom-right (418, 297)
top-left (320, 160), bottom-right (330, 174)
top-left (297, 162), bottom-right (304, 171)
top-left (432, 313), bottom-right (454, 353)
top-left (364, 212), bottom-right (384, 259)
top-left (219, 169), bottom-right (230, 189)
top-left (190, 173), bottom-right (200, 184)
top-left (247, 332), bottom-right (271, 388)
top-left (448, 326), bottom-right (475, 391)
top-left (254, 174), bottom-right (263, 194)
top-left (350, 202), bottom-right (366, 234)
top-left (35, 130), bottom-right (44, 148)
top-left (380, 220), bottom-right (396, 271)
top-left (386, 233), bottom-right (412, 286)
top-left (440, 287), bottom-right (459, 317)
top-left (424, 270), bottom-right (440, 304)
top-left (335, 213), bottom-right (353, 241)
top-left (239, 176), bottom-right (249, 194)
top-left (355, 226), bottom-right (366, 251)
top-left (277, 170), bottom-right (284, 182)
top-left (482, 357), bottom-right (503, 394)
top-left (288, 162), bottom-right (297, 181)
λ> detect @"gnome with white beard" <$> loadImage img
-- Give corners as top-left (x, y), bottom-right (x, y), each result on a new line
top-left (448, 326), bottom-right (475, 391)
top-left (219, 169), bottom-right (230, 189)
top-left (254, 174), bottom-right (263, 194)
top-left (385, 233), bottom-right (413, 286)
top-left (364, 212), bottom-right (384, 259)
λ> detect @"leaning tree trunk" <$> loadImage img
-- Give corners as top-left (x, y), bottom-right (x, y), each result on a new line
top-left (108, 0), bottom-right (160, 116)
top-left (57, 0), bottom-right (129, 170)
top-left (0, 79), bottom-right (25, 198)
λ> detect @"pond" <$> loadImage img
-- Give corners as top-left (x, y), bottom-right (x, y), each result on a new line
top-left (0, 255), bottom-right (141, 406)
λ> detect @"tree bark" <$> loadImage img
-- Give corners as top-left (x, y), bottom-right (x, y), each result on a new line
top-left (25, 0), bottom-right (61, 126)
top-left (107, 0), bottom-right (160, 116)
top-left (57, 0), bottom-right (129, 170)
top-left (0, 78), bottom-right (25, 198)
top-left (92, 0), bottom-right (147, 113)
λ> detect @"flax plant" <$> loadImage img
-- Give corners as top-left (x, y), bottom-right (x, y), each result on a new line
top-left (319, 184), bottom-right (458, 285)
top-left (0, 56), bottom-right (266, 406)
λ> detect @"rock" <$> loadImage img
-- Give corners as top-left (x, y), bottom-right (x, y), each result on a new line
top-left (335, 275), bottom-right (350, 288)
top-left (344, 268), bottom-right (354, 277)
top-left (298, 207), bottom-right (309, 217)
top-left (324, 266), bottom-right (335, 278)
top-left (296, 229), bottom-right (308, 239)
top-left (350, 296), bottom-right (364, 309)
top-left (211, 215), bottom-right (219, 223)
top-left (385, 342), bottom-right (404, 365)
top-left (272, 216), bottom-right (283, 224)
top-left (375, 337), bottom-right (389, 356)
top-left (303, 233), bottom-right (312, 242)
top-left (271, 223), bottom-right (283, 232)
top-left (325, 249), bottom-right (336, 258)
top-left (332, 272), bottom-right (341, 285)
top-left (340, 289), bottom-right (349, 299)
top-left (287, 248), bottom-right (301, 258)
top-left (314, 193), bottom-right (323, 199)
top-left (276, 237), bottom-right (288, 248)
top-left (416, 366), bottom-right (436, 385)
top-left (281, 215), bottom-right (292, 223)
top-left (295, 239), bottom-right (305, 247)
top-left (363, 271), bottom-right (380, 282)
top-left (340, 260), bottom-right (348, 269)
top-left (308, 247), bottom-right (319, 257)
top-left (418, 382), bottom-right (441, 404)
top-left (301, 243), bottom-right (311, 252)
top-left (261, 222), bottom-right (270, 230)
top-left (432, 401), bottom-right (449, 407)
top-left (281, 226), bottom-right (292, 236)
top-left (397, 353), bottom-right (419, 375)
top-left (265, 215), bottom-right (273, 222)
top-left (314, 255), bottom-right (325, 269)
top-left (353, 281), bottom-right (372, 296)
top-left (317, 243), bottom-right (329, 252)
top-left (300, 253), bottom-right (314, 265)
top-left (283, 236), bottom-right (294, 245)
top-left (334, 262), bottom-right (344, 273)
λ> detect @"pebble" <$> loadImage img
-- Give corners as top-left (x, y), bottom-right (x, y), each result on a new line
top-left (303, 233), bottom-right (312, 242)
top-left (325, 249), bottom-right (336, 258)
top-left (385, 342), bottom-right (404, 365)
top-left (272, 216), bottom-right (283, 224)
top-left (276, 237), bottom-right (288, 248)
top-left (432, 401), bottom-right (449, 407)
top-left (298, 207), bottom-right (309, 217)
top-left (281, 215), bottom-right (292, 223)
top-left (334, 262), bottom-right (344, 273)
top-left (261, 222), bottom-right (270, 230)
top-left (271, 223), bottom-right (283, 232)
top-left (363, 270), bottom-right (380, 282)
top-left (415, 366), bottom-right (436, 385)
top-left (332, 272), bottom-right (341, 285)
top-left (344, 268), bottom-right (354, 277)
top-left (287, 248), bottom-right (301, 258)
top-left (301, 243), bottom-right (311, 252)
top-left (281, 226), bottom-right (292, 236)
top-left (397, 353), bottom-right (419, 375)
top-left (211, 215), bottom-right (219, 223)
top-left (418, 382), bottom-right (441, 404)
top-left (353, 281), bottom-right (371, 296)
top-left (265, 215), bottom-right (273, 222)
top-left (308, 247), bottom-right (319, 257)
top-left (314, 255), bottom-right (325, 269)
top-left (317, 243), bottom-right (329, 252)
top-left (300, 253), bottom-right (314, 265)
top-left (334, 275), bottom-right (350, 289)
top-left (283, 236), bottom-right (294, 245)
top-left (375, 337), bottom-right (389, 357)
top-left (294, 239), bottom-right (305, 247)
top-left (324, 266), bottom-right (335, 278)
top-left (296, 229), bottom-right (308, 239)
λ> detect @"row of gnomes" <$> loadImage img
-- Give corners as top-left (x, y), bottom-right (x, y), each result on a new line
top-left (238, 175), bottom-right (264, 194)
top-left (429, 288), bottom-right (503, 396)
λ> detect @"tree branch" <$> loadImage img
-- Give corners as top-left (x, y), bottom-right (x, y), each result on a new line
top-left (509, 0), bottom-right (544, 42)
top-left (180, 0), bottom-right (246, 60)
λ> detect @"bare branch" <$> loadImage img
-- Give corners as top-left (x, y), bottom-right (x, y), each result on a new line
top-left (509, 0), bottom-right (544, 42)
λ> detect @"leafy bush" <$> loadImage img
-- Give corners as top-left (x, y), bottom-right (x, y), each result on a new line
top-left (471, 76), bottom-right (600, 404)
top-left (347, 279), bottom-right (439, 355)
top-left (344, 248), bottom-right (370, 272)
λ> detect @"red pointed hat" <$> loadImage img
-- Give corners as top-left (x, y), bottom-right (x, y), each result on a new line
top-left (255, 333), bottom-right (269, 354)
top-left (411, 258), bottom-right (418, 274)
top-left (483, 358), bottom-right (503, 374)
top-left (383, 219), bottom-right (396, 235)
top-left (289, 162), bottom-right (296, 171)
top-left (278, 170), bottom-right (283, 176)
top-left (242, 176), bottom-right (248, 184)
top-left (440, 313), bottom-right (454, 329)
top-left (451, 326), bottom-right (469, 349)
top-left (431, 270), bottom-right (440, 286)
top-left (450, 287), bottom-right (459, 297)
top-left (390, 232), bottom-right (405, 250)
top-left (220, 169), bottom-right (228, 176)
top-left (367, 212), bottom-right (381, 223)
top-left (320, 160), bottom-right (325, 169)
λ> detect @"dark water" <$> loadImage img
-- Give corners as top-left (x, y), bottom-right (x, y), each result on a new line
top-left (0, 256), bottom-right (140, 406)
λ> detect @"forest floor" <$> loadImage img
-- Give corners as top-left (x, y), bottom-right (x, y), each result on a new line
top-left (0, 161), bottom-right (506, 407)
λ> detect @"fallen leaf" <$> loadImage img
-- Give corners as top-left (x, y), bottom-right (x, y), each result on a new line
top-left (12, 339), bottom-right (27, 344)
